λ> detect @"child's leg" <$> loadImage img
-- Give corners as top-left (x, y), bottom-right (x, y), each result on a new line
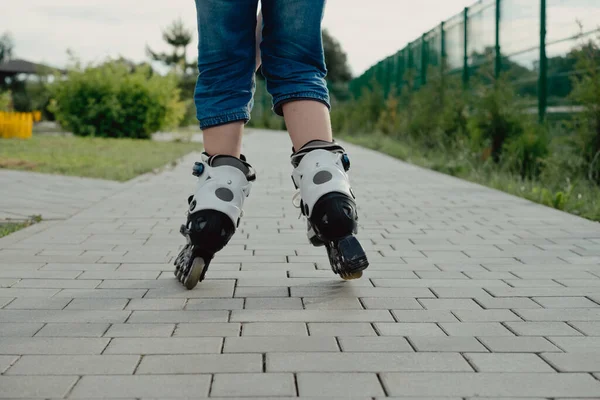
top-left (260, 0), bottom-right (369, 280)
top-left (194, 0), bottom-right (259, 157)
top-left (175, 0), bottom-right (259, 290)
top-left (259, 0), bottom-right (332, 150)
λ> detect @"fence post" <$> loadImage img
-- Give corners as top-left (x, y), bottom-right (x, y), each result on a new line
top-left (495, 0), bottom-right (502, 79)
top-left (421, 34), bottom-right (427, 87)
top-left (463, 7), bottom-right (469, 86)
top-left (539, 0), bottom-right (547, 122)
top-left (440, 22), bottom-right (446, 73)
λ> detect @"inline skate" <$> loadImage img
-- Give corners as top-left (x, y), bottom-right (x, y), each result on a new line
top-left (174, 153), bottom-right (255, 289)
top-left (291, 140), bottom-right (368, 280)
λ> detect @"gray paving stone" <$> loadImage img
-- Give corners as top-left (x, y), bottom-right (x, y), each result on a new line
top-left (440, 322), bottom-right (515, 336)
top-left (0, 323), bottom-right (44, 337)
top-left (308, 323), bottom-right (376, 336)
top-left (128, 310), bottom-right (227, 323)
top-left (6, 355), bottom-right (139, 375)
top-left (54, 289), bottom-right (147, 298)
top-left (478, 337), bottom-right (562, 352)
top-left (224, 336), bottom-right (337, 352)
top-left (13, 279), bottom-right (101, 289)
top-left (409, 336), bottom-right (488, 352)
top-left (35, 323), bottom-right (109, 337)
top-left (104, 323), bottom-right (175, 337)
top-left (136, 354), bottom-right (262, 374)
top-left (267, 352), bottom-right (472, 372)
top-left (452, 309), bottom-right (522, 322)
top-left (0, 376), bottom-right (78, 398)
top-left (375, 322), bottom-right (447, 336)
top-left (4, 297), bottom-right (71, 310)
top-left (211, 373), bottom-right (295, 397)
top-left (104, 337), bottom-right (221, 354)
top-left (242, 322), bottom-right (307, 336)
top-left (302, 296), bottom-right (363, 310)
top-left (419, 298), bottom-right (482, 310)
top-left (0, 288), bottom-right (60, 297)
top-left (475, 296), bottom-right (542, 309)
top-left (231, 310), bottom-right (394, 322)
top-left (380, 373), bottom-right (600, 397)
top-left (570, 321), bottom-right (600, 336)
top-left (244, 297), bottom-right (304, 310)
top-left (174, 323), bottom-right (241, 337)
top-left (235, 286), bottom-right (289, 297)
top-left (0, 337), bottom-right (109, 354)
top-left (515, 308), bottom-right (600, 321)
top-left (391, 310), bottom-right (459, 322)
top-left (338, 337), bottom-right (413, 352)
top-left (548, 336), bottom-right (600, 352)
top-left (0, 309), bottom-right (130, 323)
top-left (185, 298), bottom-right (243, 310)
top-left (70, 375), bottom-right (211, 397)
top-left (125, 299), bottom-right (186, 310)
top-left (291, 286), bottom-right (435, 298)
top-left (65, 298), bottom-right (128, 310)
top-left (297, 373), bottom-right (385, 397)
top-left (505, 321), bottom-right (582, 336)
top-left (542, 352), bottom-right (600, 372)
top-left (359, 297), bottom-right (422, 309)
top-left (465, 353), bottom-right (555, 372)
top-left (534, 296), bottom-right (600, 308)
top-left (0, 355), bottom-right (17, 373)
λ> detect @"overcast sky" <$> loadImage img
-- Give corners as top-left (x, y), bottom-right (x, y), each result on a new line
top-left (1, 0), bottom-right (478, 76)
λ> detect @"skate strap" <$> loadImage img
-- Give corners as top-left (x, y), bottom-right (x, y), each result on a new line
top-left (207, 155), bottom-right (256, 182)
top-left (291, 140), bottom-right (345, 168)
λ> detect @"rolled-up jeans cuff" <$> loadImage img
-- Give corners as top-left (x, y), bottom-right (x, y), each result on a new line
top-left (199, 111), bottom-right (251, 130)
top-left (273, 92), bottom-right (331, 116)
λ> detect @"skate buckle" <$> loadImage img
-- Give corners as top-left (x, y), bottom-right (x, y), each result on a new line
top-left (192, 162), bottom-right (205, 177)
top-left (341, 153), bottom-right (350, 171)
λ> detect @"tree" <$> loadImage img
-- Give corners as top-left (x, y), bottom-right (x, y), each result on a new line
top-left (322, 29), bottom-right (352, 83)
top-left (0, 32), bottom-right (14, 64)
top-left (146, 19), bottom-right (194, 74)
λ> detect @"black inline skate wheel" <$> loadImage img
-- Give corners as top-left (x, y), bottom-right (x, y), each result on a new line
top-left (183, 257), bottom-right (206, 290)
top-left (327, 235), bottom-right (369, 280)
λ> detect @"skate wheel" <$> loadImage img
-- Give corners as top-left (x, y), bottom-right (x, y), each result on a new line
top-left (183, 257), bottom-right (205, 290)
top-left (342, 271), bottom-right (363, 280)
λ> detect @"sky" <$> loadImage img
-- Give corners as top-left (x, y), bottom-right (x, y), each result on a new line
top-left (1, 0), bottom-right (476, 76)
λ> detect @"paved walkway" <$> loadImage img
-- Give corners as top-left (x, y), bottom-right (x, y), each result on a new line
top-left (1, 128), bottom-right (600, 399)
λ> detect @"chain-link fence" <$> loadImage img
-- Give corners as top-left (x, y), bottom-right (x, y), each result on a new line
top-left (349, 0), bottom-right (600, 121)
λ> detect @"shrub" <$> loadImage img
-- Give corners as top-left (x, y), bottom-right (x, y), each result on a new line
top-left (0, 90), bottom-right (11, 111)
top-left (49, 59), bottom-right (185, 139)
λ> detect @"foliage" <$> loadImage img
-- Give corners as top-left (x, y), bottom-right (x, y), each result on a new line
top-left (0, 90), bottom-right (11, 111)
top-left (0, 32), bottom-right (14, 64)
top-left (0, 135), bottom-right (201, 181)
top-left (0, 215), bottom-right (41, 239)
top-left (147, 18), bottom-right (195, 74)
top-left (322, 29), bottom-right (352, 83)
top-left (49, 59), bottom-right (185, 139)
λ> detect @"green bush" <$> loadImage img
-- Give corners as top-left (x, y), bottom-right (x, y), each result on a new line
top-left (49, 60), bottom-right (185, 139)
top-left (0, 90), bottom-right (11, 111)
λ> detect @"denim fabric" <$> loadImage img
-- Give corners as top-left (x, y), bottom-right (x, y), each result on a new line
top-left (194, 0), bottom-right (330, 129)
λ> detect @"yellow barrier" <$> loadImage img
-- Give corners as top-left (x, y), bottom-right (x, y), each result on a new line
top-left (0, 111), bottom-right (35, 139)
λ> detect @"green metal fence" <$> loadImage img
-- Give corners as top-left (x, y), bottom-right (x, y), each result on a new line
top-left (349, 0), bottom-right (600, 121)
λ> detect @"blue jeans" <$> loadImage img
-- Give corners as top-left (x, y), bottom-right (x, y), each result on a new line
top-left (194, 0), bottom-right (330, 129)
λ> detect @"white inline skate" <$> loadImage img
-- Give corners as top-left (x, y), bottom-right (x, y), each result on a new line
top-left (174, 153), bottom-right (255, 289)
top-left (291, 140), bottom-right (369, 280)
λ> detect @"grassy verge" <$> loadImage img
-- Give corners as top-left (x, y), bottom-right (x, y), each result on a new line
top-left (341, 133), bottom-right (600, 222)
top-left (0, 135), bottom-right (202, 181)
top-left (0, 215), bottom-right (42, 239)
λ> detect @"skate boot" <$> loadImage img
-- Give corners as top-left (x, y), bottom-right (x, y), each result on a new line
top-left (174, 153), bottom-right (255, 290)
top-left (291, 140), bottom-right (368, 280)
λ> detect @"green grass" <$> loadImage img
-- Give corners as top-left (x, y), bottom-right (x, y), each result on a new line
top-left (341, 133), bottom-right (600, 222)
top-left (0, 135), bottom-right (202, 181)
top-left (0, 215), bottom-right (42, 239)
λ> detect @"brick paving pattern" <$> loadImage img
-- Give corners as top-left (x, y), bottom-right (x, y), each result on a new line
top-left (1, 129), bottom-right (600, 398)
